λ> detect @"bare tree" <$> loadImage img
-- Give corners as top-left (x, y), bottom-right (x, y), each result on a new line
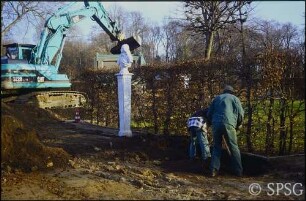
top-left (252, 19), bottom-right (305, 155)
top-left (108, 8), bottom-right (148, 56)
top-left (183, 1), bottom-right (252, 60)
top-left (126, 11), bottom-right (145, 37)
top-left (106, 3), bottom-right (127, 32)
top-left (146, 23), bottom-right (163, 62)
top-left (1, 1), bottom-right (62, 45)
top-left (162, 19), bottom-right (183, 62)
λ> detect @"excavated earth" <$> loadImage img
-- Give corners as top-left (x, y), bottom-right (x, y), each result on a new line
top-left (1, 102), bottom-right (305, 200)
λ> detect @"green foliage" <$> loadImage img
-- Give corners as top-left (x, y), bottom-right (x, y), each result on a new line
top-left (238, 100), bottom-right (305, 155)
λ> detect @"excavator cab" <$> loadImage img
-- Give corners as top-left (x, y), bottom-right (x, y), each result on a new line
top-left (1, 43), bottom-right (35, 64)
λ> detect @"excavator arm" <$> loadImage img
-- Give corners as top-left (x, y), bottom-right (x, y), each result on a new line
top-left (1, 1), bottom-right (142, 109)
top-left (31, 1), bottom-right (140, 70)
top-left (84, 1), bottom-right (123, 41)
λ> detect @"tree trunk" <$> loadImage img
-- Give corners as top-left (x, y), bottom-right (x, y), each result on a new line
top-left (246, 86), bottom-right (253, 152)
top-left (288, 116), bottom-right (294, 154)
top-left (288, 100), bottom-right (295, 153)
top-left (265, 90), bottom-right (275, 155)
top-left (96, 104), bottom-right (100, 126)
top-left (150, 79), bottom-right (158, 134)
top-left (90, 103), bottom-right (94, 124)
top-left (163, 81), bottom-right (173, 136)
top-left (278, 98), bottom-right (287, 155)
top-left (240, 18), bottom-right (253, 152)
top-left (105, 113), bottom-right (109, 127)
top-left (205, 31), bottom-right (214, 60)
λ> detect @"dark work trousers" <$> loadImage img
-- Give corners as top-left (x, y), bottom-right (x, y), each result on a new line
top-left (210, 123), bottom-right (243, 175)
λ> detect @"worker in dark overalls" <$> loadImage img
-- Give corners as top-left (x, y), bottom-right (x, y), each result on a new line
top-left (207, 85), bottom-right (244, 177)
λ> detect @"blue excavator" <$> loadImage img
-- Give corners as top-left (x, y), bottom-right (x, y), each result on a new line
top-left (1, 1), bottom-right (141, 109)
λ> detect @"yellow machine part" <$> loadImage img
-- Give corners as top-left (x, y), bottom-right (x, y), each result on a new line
top-left (8, 91), bottom-right (87, 109)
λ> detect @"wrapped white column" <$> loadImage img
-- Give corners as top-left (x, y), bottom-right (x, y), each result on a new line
top-left (116, 72), bottom-right (133, 137)
top-left (116, 44), bottom-right (133, 137)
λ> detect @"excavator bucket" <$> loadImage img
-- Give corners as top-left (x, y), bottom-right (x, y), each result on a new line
top-left (110, 36), bottom-right (141, 54)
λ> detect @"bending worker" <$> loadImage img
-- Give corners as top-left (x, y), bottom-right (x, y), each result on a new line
top-left (187, 108), bottom-right (211, 162)
top-left (207, 85), bottom-right (244, 177)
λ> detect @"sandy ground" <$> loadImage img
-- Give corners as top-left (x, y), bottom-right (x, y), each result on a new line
top-left (1, 102), bottom-right (305, 200)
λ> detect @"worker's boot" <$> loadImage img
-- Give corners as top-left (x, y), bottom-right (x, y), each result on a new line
top-left (210, 169), bottom-right (218, 177)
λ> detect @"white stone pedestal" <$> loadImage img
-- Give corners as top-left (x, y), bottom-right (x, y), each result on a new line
top-left (116, 72), bottom-right (133, 137)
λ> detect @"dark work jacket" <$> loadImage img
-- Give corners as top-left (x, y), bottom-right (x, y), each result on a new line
top-left (207, 92), bottom-right (244, 128)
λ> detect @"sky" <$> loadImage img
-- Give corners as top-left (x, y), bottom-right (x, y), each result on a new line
top-left (250, 1), bottom-right (305, 28)
top-left (101, 1), bottom-right (305, 27)
top-left (11, 1), bottom-right (306, 44)
top-left (80, 1), bottom-right (305, 43)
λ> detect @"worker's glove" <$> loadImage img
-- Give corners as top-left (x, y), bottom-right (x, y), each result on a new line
top-left (118, 33), bottom-right (125, 41)
top-left (236, 125), bottom-right (242, 130)
top-left (202, 124), bottom-right (208, 133)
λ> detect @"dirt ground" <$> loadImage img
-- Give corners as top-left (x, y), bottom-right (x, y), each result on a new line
top-left (1, 102), bottom-right (305, 200)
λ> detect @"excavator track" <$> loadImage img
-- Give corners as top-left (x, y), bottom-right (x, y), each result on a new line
top-left (2, 91), bottom-right (87, 109)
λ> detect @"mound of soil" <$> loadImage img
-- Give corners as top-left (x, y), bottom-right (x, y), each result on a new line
top-left (1, 103), bottom-right (71, 172)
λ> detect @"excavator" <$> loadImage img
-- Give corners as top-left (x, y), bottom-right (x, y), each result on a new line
top-left (1, 1), bottom-right (141, 109)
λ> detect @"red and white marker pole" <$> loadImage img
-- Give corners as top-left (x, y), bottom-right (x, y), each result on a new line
top-left (74, 108), bottom-right (81, 123)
